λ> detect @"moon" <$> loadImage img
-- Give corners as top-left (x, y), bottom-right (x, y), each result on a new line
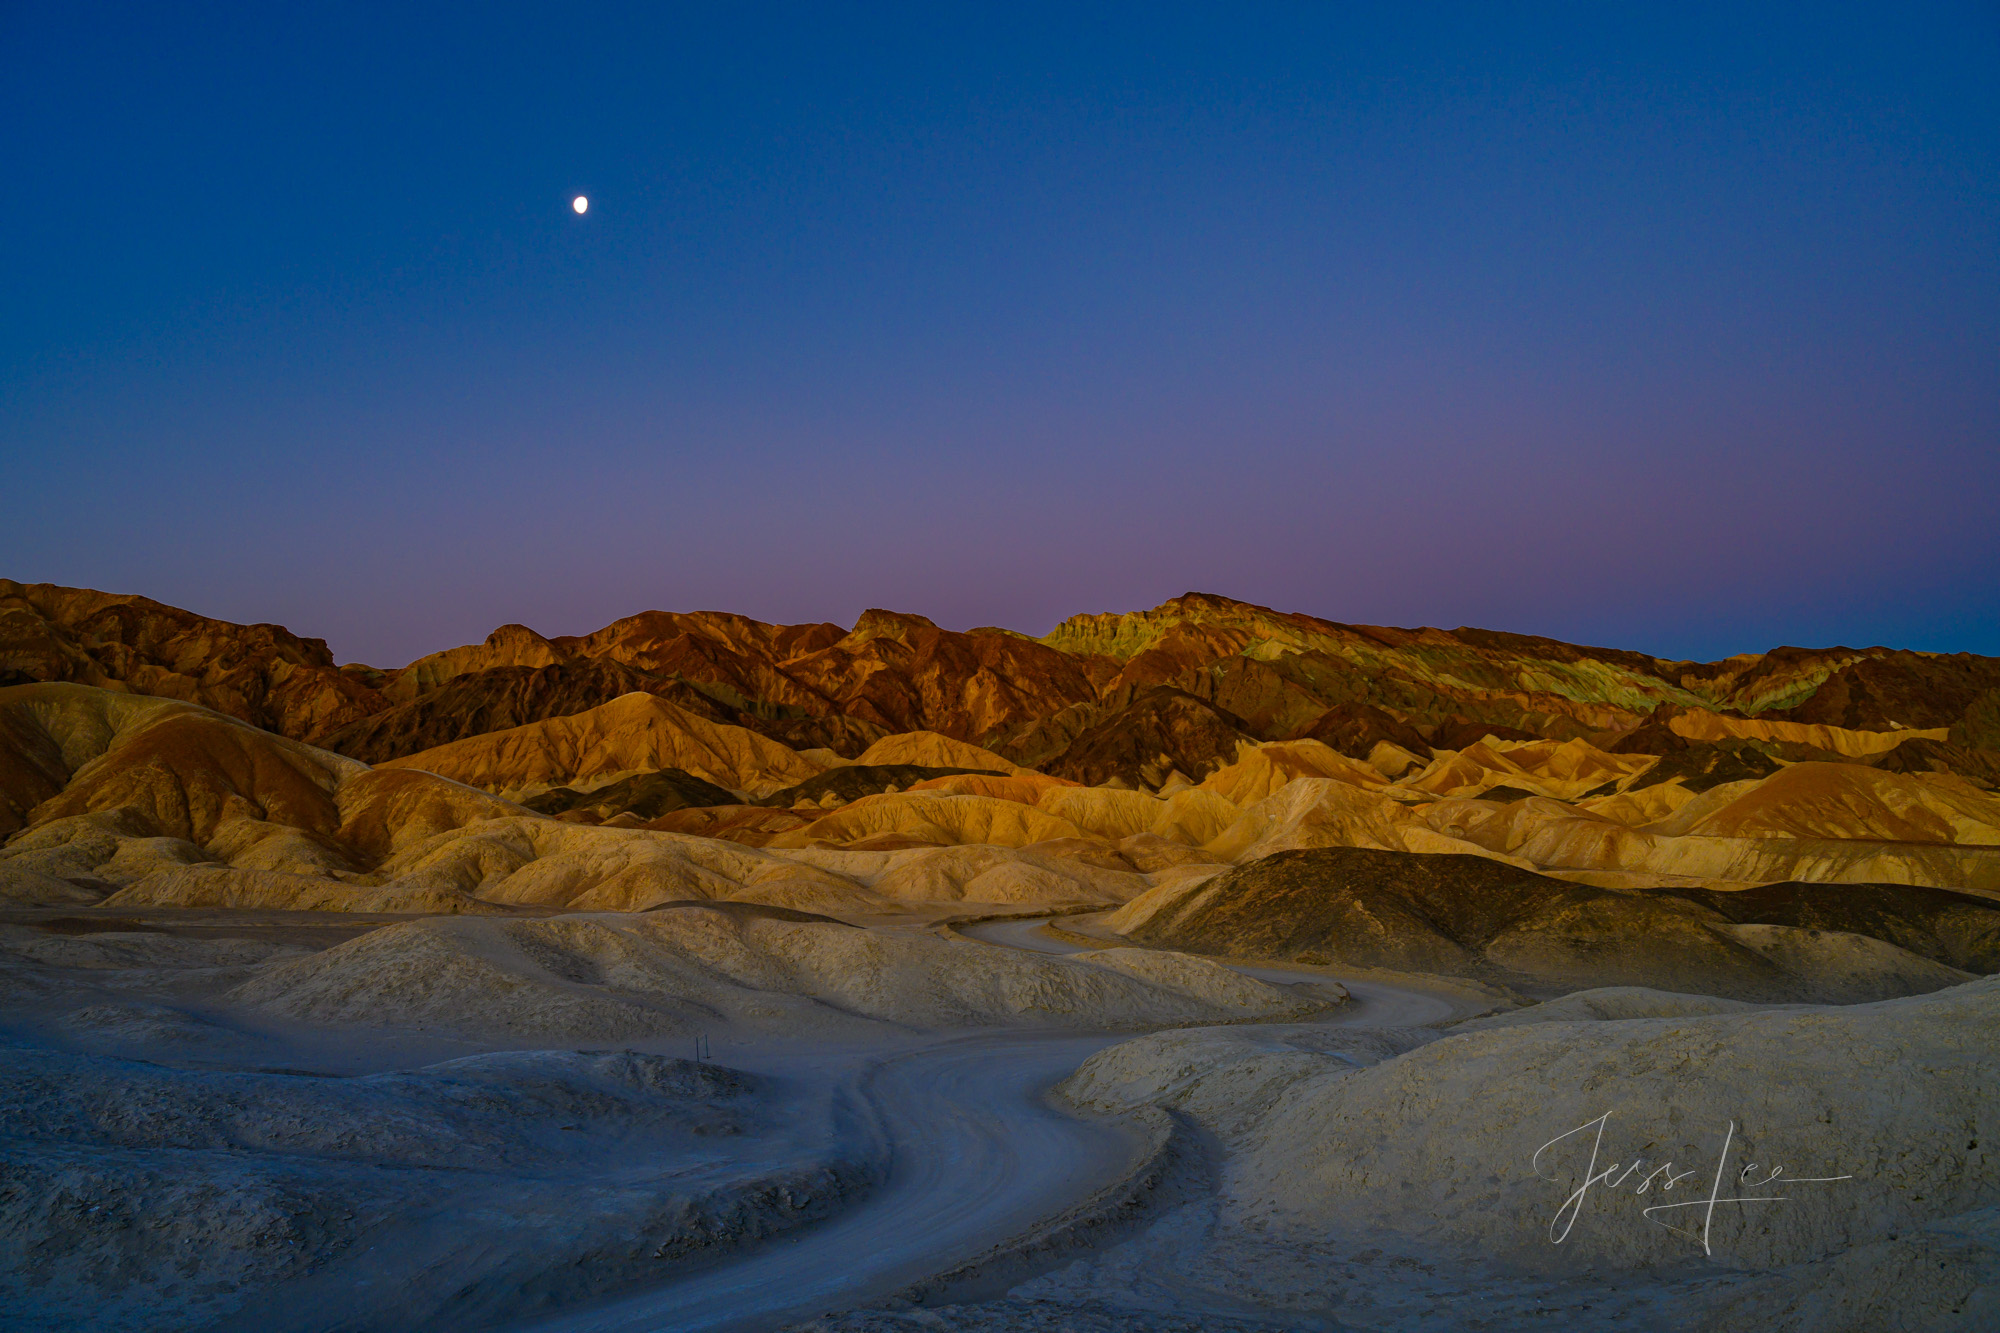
top-left (572, 196), bottom-right (589, 215)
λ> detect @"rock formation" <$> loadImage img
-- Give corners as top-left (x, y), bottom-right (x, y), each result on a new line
top-left (6, 584), bottom-right (2000, 929)
top-left (1042, 687), bottom-right (1256, 788)
top-left (13, 581), bottom-right (2000, 803)
top-left (374, 692), bottom-right (825, 799)
top-left (1110, 845), bottom-right (1992, 1001)
top-left (0, 580), bottom-right (382, 742)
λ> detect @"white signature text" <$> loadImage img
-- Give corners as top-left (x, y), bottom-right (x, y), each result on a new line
top-left (1531, 1113), bottom-right (1852, 1253)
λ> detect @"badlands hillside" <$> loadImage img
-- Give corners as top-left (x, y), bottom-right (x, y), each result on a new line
top-left (3, 579), bottom-right (1998, 1330)
top-left (5, 579), bottom-right (2000, 946)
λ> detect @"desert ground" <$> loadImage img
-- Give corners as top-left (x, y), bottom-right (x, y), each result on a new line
top-left (3, 582), bottom-right (1997, 1330)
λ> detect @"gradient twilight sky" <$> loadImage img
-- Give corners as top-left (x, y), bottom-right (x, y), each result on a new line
top-left (4, 3), bottom-right (1996, 667)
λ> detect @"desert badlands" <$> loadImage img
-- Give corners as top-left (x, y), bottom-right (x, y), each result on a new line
top-left (2, 578), bottom-right (1997, 1331)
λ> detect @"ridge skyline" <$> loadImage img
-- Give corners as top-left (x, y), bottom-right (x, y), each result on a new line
top-left (9, 578), bottom-right (1997, 788)
top-left (8, 578), bottom-right (1990, 677)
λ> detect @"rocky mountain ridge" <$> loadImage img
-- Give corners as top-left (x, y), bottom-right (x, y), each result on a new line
top-left (6, 580), bottom-right (1996, 793)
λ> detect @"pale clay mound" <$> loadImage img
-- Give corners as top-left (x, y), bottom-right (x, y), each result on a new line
top-left (766, 792), bottom-right (1087, 850)
top-left (1193, 739), bottom-right (1388, 805)
top-left (1713, 921), bottom-right (1978, 1003)
top-left (105, 864), bottom-right (505, 915)
top-left (1, 1042), bottom-right (870, 1333)
top-left (0, 921), bottom-right (303, 993)
top-left (61, 822), bottom-right (1161, 915)
top-left (849, 730), bottom-right (1031, 775)
top-left (1667, 761), bottom-right (2000, 844)
top-left (1451, 985), bottom-right (1768, 1030)
top-left (772, 783), bottom-right (1253, 853)
top-left (357, 817), bottom-right (1161, 913)
top-left (376, 692), bottom-right (825, 799)
top-left (1666, 709), bottom-right (1947, 757)
top-left (229, 910), bottom-right (1338, 1041)
top-left (1061, 976), bottom-right (1999, 1292)
top-left (1392, 736), bottom-right (1660, 802)
top-left (14, 809), bottom-right (1169, 920)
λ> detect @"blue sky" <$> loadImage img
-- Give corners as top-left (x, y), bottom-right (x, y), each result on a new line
top-left (4, 3), bottom-right (1995, 665)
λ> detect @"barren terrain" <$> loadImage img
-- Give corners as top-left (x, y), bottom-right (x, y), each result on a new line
top-left (2, 584), bottom-right (1996, 1329)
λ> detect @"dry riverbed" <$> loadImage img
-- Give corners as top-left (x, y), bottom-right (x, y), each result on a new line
top-left (1, 904), bottom-right (1993, 1333)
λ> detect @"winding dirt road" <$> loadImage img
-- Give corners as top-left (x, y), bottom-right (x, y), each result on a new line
top-left (514, 1031), bottom-right (1139, 1333)
top-left (513, 917), bottom-right (1450, 1333)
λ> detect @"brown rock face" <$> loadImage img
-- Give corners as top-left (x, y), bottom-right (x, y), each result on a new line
top-left (0, 584), bottom-right (1120, 759)
top-left (7, 583), bottom-right (1999, 807)
top-left (1773, 651), bottom-right (2000, 733)
top-left (1627, 742), bottom-right (1781, 792)
top-left (1867, 737), bottom-right (2000, 789)
top-left (744, 713), bottom-right (890, 758)
top-left (1669, 643), bottom-right (1871, 714)
top-left (383, 623), bottom-right (564, 701)
top-left (1953, 689), bottom-right (2000, 751)
top-left (31, 711), bottom-right (347, 847)
top-left (0, 683), bottom-right (524, 886)
top-left (1425, 718), bottom-right (1545, 751)
top-left (775, 611), bottom-right (1107, 740)
top-left (638, 805), bottom-right (811, 846)
top-left (1044, 594), bottom-right (1718, 745)
top-left (0, 580), bottom-right (383, 743)
top-left (1285, 703), bottom-right (1434, 760)
top-left (1141, 655), bottom-right (1334, 741)
top-left (0, 703), bottom-right (71, 834)
top-left (522, 768), bottom-right (742, 821)
top-left (382, 607), bottom-right (1106, 751)
top-left (756, 764), bottom-right (1005, 808)
top-left (557, 609), bottom-right (846, 717)
top-left (1043, 687), bottom-right (1255, 789)
top-left (1603, 714), bottom-right (1693, 754)
top-left (318, 660), bottom-right (738, 763)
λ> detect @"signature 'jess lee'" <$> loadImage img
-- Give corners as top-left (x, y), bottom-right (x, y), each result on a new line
top-left (1532, 1113), bottom-right (1853, 1254)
